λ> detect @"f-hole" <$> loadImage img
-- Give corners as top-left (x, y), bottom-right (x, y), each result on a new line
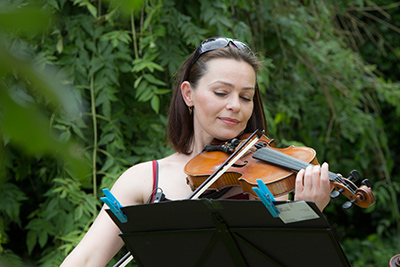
top-left (232, 160), bottom-right (248, 168)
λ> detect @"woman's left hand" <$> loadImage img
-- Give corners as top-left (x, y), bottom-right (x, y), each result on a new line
top-left (294, 162), bottom-right (333, 211)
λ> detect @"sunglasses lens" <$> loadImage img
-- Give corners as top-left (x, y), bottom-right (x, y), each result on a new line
top-left (199, 38), bottom-right (230, 53)
top-left (232, 41), bottom-right (252, 52)
top-left (199, 38), bottom-right (252, 55)
top-left (188, 37), bottom-right (254, 78)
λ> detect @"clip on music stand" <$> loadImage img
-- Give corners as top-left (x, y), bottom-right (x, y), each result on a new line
top-left (106, 199), bottom-right (350, 267)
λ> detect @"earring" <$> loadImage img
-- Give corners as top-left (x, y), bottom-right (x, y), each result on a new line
top-left (188, 106), bottom-right (193, 115)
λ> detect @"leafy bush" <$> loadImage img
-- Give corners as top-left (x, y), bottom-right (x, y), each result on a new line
top-left (0, 0), bottom-right (399, 266)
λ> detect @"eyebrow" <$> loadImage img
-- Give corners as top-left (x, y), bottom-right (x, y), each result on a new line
top-left (209, 81), bottom-right (255, 90)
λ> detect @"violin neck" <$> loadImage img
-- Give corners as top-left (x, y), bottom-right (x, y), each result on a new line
top-left (252, 147), bottom-right (339, 182)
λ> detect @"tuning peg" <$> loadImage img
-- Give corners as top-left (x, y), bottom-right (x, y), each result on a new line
top-left (361, 179), bottom-right (372, 188)
top-left (342, 199), bottom-right (357, 210)
top-left (348, 170), bottom-right (360, 182)
top-left (330, 188), bottom-right (344, 199)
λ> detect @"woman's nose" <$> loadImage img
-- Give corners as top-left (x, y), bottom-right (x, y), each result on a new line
top-left (226, 95), bottom-right (241, 112)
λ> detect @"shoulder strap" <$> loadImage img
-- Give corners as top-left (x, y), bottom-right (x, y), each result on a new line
top-left (150, 160), bottom-right (159, 203)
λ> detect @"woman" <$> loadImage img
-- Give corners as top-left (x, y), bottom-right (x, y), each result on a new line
top-left (61, 37), bottom-right (331, 266)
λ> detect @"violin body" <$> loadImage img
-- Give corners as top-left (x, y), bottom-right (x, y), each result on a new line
top-left (185, 134), bottom-right (318, 198)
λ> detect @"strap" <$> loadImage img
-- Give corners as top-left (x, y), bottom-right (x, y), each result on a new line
top-left (150, 160), bottom-right (159, 203)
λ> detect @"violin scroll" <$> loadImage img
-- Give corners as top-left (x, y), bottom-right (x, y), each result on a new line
top-left (390, 254), bottom-right (400, 267)
top-left (330, 170), bottom-right (376, 209)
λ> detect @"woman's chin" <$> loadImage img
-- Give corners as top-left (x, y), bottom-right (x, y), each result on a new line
top-left (214, 128), bottom-right (244, 141)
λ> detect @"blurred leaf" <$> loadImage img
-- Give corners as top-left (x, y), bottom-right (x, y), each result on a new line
top-left (26, 230), bottom-right (36, 255)
top-left (0, 5), bottom-right (50, 34)
top-left (150, 95), bottom-right (160, 113)
top-left (0, 44), bottom-right (80, 119)
top-left (1, 0), bottom-right (400, 266)
top-left (0, 89), bottom-right (89, 182)
top-left (0, 183), bottom-right (26, 222)
top-left (105, 0), bottom-right (146, 14)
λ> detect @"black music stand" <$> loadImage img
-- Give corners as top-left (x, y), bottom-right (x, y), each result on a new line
top-left (106, 199), bottom-right (351, 267)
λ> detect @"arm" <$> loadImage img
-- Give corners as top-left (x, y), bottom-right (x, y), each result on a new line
top-left (60, 208), bottom-right (125, 266)
top-left (61, 162), bottom-right (152, 267)
top-left (294, 162), bottom-right (333, 212)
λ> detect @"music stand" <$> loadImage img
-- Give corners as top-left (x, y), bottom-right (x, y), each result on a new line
top-left (106, 199), bottom-right (351, 267)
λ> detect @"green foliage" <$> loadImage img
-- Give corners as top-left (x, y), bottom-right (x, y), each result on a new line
top-left (0, 0), bottom-right (399, 266)
top-left (344, 233), bottom-right (399, 267)
top-left (26, 177), bottom-right (98, 263)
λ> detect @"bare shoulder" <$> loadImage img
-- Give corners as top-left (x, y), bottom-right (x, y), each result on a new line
top-left (109, 153), bottom-right (186, 205)
top-left (110, 161), bottom-right (154, 206)
top-left (157, 153), bottom-right (189, 176)
top-left (157, 152), bottom-right (186, 167)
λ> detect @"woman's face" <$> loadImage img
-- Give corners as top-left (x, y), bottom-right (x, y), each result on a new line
top-left (182, 58), bottom-right (256, 143)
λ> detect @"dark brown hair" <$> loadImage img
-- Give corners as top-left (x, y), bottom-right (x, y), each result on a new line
top-left (167, 44), bottom-right (267, 154)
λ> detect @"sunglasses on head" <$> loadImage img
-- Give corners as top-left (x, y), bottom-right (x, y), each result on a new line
top-left (188, 37), bottom-right (254, 71)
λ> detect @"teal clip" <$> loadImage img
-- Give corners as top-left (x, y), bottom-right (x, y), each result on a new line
top-left (100, 189), bottom-right (127, 223)
top-left (252, 179), bottom-right (280, 218)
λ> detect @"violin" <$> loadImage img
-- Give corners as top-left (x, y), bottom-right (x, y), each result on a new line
top-left (184, 130), bottom-right (376, 209)
top-left (390, 254), bottom-right (400, 267)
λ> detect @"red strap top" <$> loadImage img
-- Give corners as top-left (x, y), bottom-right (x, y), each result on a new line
top-left (150, 160), bottom-right (158, 203)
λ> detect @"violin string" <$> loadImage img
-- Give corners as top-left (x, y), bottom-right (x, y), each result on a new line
top-left (270, 148), bottom-right (356, 193)
top-left (254, 147), bottom-right (310, 172)
top-left (331, 173), bottom-right (356, 194)
top-left (254, 148), bottom-right (357, 194)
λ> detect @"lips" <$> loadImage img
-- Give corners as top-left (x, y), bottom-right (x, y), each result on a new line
top-left (219, 117), bottom-right (240, 126)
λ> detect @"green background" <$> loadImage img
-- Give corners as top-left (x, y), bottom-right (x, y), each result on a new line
top-left (0, 0), bottom-right (399, 266)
